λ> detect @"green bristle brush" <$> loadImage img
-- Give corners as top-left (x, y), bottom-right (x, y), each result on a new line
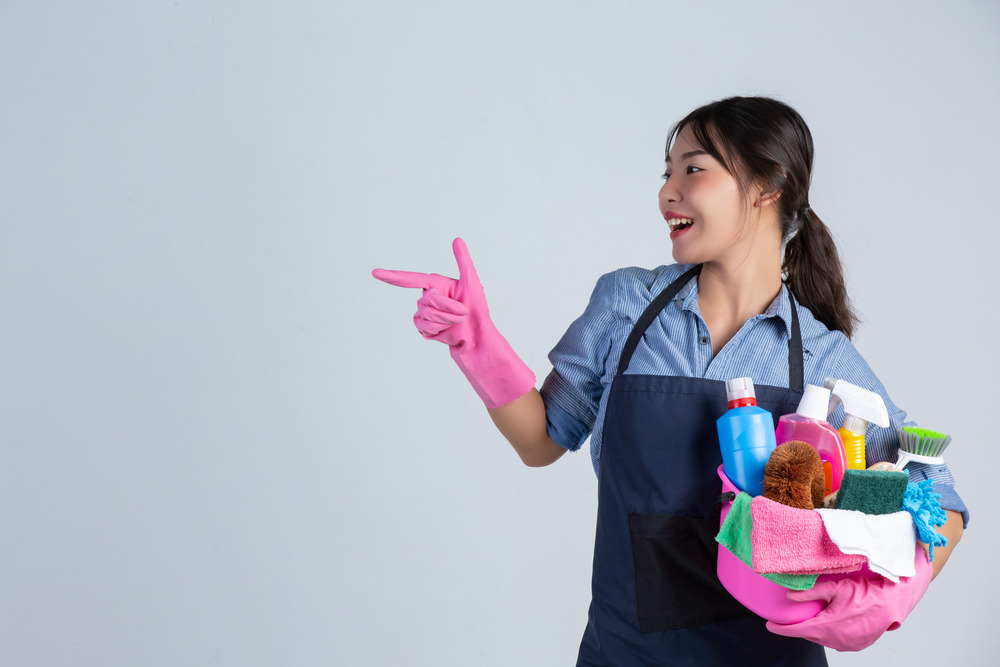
top-left (894, 426), bottom-right (951, 469)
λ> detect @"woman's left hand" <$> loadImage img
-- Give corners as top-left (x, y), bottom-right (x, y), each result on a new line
top-left (765, 544), bottom-right (933, 652)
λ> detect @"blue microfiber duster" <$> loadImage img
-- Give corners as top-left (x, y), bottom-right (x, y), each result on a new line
top-left (902, 480), bottom-right (948, 561)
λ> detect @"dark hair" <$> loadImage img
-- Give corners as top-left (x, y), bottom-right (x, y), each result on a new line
top-left (665, 96), bottom-right (859, 338)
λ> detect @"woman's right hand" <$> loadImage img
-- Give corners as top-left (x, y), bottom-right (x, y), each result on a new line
top-left (372, 238), bottom-right (483, 348)
top-left (372, 238), bottom-right (535, 409)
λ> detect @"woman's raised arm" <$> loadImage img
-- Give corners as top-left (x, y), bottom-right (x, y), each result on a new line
top-left (488, 389), bottom-right (566, 467)
top-left (374, 238), bottom-right (562, 466)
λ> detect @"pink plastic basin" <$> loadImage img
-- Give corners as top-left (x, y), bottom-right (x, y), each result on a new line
top-left (716, 465), bottom-right (825, 624)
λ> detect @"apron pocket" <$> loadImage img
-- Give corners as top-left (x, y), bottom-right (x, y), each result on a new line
top-left (628, 512), bottom-right (752, 632)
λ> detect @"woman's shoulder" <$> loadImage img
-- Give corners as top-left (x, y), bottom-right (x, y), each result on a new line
top-left (595, 263), bottom-right (696, 299)
top-left (575, 264), bottom-right (697, 326)
top-left (793, 296), bottom-right (844, 336)
top-left (790, 293), bottom-right (855, 368)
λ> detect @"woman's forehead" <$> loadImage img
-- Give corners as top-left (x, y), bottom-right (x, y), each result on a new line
top-left (666, 126), bottom-right (703, 162)
top-left (668, 125), bottom-right (728, 166)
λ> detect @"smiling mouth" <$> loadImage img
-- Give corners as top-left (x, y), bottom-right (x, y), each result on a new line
top-left (667, 217), bottom-right (694, 232)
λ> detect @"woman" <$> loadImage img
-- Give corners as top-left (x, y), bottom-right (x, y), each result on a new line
top-left (373, 96), bottom-right (967, 666)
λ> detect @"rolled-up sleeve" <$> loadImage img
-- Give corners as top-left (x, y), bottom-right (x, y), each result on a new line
top-left (540, 271), bottom-right (619, 452)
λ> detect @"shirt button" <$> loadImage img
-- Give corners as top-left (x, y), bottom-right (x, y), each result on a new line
top-left (699, 336), bottom-right (710, 345)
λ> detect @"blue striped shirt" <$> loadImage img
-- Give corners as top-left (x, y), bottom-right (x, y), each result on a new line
top-left (539, 263), bottom-right (968, 522)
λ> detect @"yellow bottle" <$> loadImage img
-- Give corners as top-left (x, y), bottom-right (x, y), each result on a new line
top-left (825, 378), bottom-right (890, 470)
top-left (839, 418), bottom-right (870, 471)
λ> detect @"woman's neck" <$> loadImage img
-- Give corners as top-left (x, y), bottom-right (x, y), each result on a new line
top-left (697, 257), bottom-right (783, 319)
top-left (696, 253), bottom-right (784, 355)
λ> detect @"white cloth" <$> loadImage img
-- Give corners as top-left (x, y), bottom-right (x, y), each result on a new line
top-left (816, 509), bottom-right (917, 582)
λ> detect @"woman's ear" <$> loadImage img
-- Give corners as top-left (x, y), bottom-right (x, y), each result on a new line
top-left (752, 170), bottom-right (785, 208)
top-left (755, 188), bottom-right (782, 208)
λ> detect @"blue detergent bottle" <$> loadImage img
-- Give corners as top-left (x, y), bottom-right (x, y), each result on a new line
top-left (717, 377), bottom-right (776, 497)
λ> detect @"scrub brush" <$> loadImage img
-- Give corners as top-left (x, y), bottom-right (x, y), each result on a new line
top-left (894, 426), bottom-right (951, 469)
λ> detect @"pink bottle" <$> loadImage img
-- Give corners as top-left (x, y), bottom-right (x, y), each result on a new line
top-left (775, 384), bottom-right (848, 496)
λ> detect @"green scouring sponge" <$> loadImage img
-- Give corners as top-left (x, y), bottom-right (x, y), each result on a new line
top-left (834, 468), bottom-right (909, 515)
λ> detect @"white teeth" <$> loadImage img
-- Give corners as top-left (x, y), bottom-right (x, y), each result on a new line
top-left (668, 217), bottom-right (694, 231)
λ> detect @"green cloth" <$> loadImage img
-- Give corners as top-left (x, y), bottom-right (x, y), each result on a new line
top-left (716, 492), bottom-right (818, 591)
top-left (835, 468), bottom-right (908, 515)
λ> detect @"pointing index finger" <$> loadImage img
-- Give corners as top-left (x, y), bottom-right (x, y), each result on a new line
top-left (371, 269), bottom-right (431, 289)
top-left (372, 268), bottom-right (452, 292)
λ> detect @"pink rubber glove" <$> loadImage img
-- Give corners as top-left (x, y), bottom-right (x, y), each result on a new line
top-left (372, 238), bottom-right (535, 409)
top-left (766, 545), bottom-right (933, 652)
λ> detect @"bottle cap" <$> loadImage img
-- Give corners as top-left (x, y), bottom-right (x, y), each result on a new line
top-left (725, 377), bottom-right (757, 407)
top-left (796, 384), bottom-right (831, 421)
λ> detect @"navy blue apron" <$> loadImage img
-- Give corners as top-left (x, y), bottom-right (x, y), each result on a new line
top-left (576, 266), bottom-right (828, 666)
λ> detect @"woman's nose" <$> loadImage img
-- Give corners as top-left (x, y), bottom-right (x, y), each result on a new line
top-left (659, 179), bottom-right (680, 204)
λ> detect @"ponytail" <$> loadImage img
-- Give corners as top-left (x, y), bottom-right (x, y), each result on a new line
top-left (783, 207), bottom-right (859, 338)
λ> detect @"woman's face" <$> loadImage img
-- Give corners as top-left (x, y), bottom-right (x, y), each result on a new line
top-left (658, 126), bottom-right (764, 266)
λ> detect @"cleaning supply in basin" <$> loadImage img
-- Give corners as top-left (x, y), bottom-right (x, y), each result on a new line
top-left (750, 495), bottom-right (866, 575)
top-left (901, 479), bottom-right (948, 560)
top-left (762, 441), bottom-right (825, 510)
top-left (894, 426), bottom-right (952, 469)
top-left (824, 377), bottom-right (890, 470)
top-left (775, 383), bottom-right (848, 494)
top-left (834, 468), bottom-right (908, 515)
top-left (816, 509), bottom-right (917, 582)
top-left (716, 377), bottom-right (776, 497)
top-left (715, 491), bottom-right (818, 590)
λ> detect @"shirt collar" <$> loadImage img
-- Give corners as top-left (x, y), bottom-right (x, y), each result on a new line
top-left (672, 270), bottom-right (796, 340)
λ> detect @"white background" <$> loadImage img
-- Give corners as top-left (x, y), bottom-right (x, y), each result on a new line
top-left (1, 1), bottom-right (998, 665)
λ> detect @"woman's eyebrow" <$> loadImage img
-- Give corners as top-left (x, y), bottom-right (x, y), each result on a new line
top-left (666, 149), bottom-right (709, 163)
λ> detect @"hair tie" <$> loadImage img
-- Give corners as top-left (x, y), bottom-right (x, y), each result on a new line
top-left (798, 204), bottom-right (811, 218)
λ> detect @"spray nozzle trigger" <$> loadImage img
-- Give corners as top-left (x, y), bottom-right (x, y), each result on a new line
top-left (823, 377), bottom-right (889, 428)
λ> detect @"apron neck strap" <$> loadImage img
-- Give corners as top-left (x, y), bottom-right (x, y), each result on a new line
top-left (787, 288), bottom-right (803, 392)
top-left (617, 265), bottom-right (804, 392)
top-left (617, 265), bottom-right (702, 376)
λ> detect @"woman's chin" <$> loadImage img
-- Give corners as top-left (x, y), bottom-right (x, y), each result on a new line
top-left (670, 245), bottom-right (698, 266)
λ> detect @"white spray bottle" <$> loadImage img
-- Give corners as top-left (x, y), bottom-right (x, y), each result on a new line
top-left (824, 377), bottom-right (890, 470)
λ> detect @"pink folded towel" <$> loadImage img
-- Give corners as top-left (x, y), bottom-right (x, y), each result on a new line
top-left (751, 495), bottom-right (866, 575)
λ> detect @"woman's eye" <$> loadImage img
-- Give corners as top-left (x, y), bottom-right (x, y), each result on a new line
top-left (662, 166), bottom-right (702, 179)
